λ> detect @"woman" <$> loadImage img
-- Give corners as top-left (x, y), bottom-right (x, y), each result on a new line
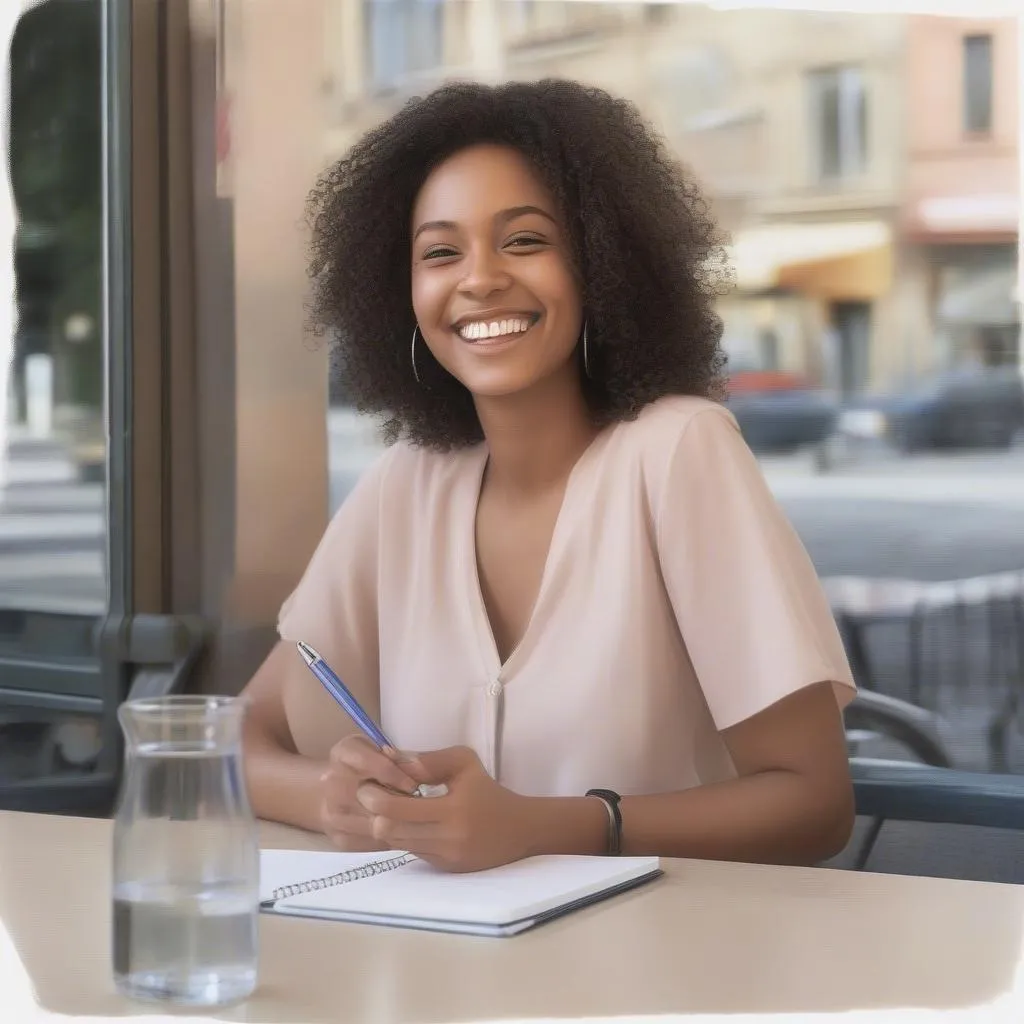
top-left (241, 79), bottom-right (857, 872)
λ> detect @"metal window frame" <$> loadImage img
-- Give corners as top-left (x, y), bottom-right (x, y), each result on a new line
top-left (96, 0), bottom-right (208, 769)
top-left (0, 0), bottom-right (206, 815)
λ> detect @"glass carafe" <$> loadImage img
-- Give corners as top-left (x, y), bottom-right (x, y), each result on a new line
top-left (111, 695), bottom-right (260, 1007)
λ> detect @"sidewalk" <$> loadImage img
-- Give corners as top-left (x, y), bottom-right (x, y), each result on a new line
top-left (759, 443), bottom-right (1024, 507)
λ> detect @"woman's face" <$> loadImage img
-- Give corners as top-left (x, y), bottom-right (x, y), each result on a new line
top-left (410, 144), bottom-right (583, 401)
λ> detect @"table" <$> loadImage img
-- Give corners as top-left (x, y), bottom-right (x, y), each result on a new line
top-left (3, 811), bottom-right (1024, 1023)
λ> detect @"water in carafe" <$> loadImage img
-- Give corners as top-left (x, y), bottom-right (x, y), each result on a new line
top-left (112, 695), bottom-right (259, 1007)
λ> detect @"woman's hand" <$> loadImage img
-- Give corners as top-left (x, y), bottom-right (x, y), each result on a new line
top-left (318, 734), bottom-right (423, 851)
top-left (355, 745), bottom-right (535, 872)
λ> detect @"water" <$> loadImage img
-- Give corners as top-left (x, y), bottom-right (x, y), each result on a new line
top-left (112, 880), bottom-right (258, 1007)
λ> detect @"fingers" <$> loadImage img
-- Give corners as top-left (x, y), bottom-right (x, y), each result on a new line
top-left (401, 745), bottom-right (477, 786)
top-left (356, 781), bottom-right (442, 823)
top-left (370, 815), bottom-right (449, 847)
top-left (330, 734), bottom-right (421, 795)
top-left (319, 736), bottom-right (423, 852)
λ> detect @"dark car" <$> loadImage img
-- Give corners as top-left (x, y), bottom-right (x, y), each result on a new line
top-left (726, 370), bottom-right (839, 454)
top-left (839, 366), bottom-right (1024, 453)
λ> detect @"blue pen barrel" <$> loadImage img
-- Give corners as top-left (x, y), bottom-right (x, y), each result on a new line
top-left (299, 642), bottom-right (395, 751)
top-left (297, 643), bottom-right (447, 796)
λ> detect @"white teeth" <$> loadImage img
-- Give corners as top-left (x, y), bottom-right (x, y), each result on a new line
top-left (457, 317), bottom-right (534, 341)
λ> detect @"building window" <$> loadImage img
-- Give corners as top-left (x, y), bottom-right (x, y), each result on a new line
top-left (807, 65), bottom-right (867, 182)
top-left (505, 0), bottom-right (535, 38)
top-left (366, 0), bottom-right (444, 94)
top-left (963, 33), bottom-right (993, 135)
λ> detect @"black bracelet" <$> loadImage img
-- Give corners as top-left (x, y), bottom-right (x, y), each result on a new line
top-left (585, 788), bottom-right (622, 856)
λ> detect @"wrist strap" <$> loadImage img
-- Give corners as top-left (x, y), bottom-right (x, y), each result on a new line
top-left (585, 788), bottom-right (622, 856)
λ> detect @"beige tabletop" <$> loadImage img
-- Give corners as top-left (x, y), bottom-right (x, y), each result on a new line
top-left (2, 810), bottom-right (1024, 1023)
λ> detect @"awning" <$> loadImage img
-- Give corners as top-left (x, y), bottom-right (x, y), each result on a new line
top-left (938, 265), bottom-right (1020, 326)
top-left (727, 221), bottom-right (893, 297)
top-left (918, 195), bottom-right (1018, 236)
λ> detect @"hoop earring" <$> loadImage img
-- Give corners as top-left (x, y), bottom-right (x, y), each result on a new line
top-left (411, 324), bottom-right (422, 384)
top-left (582, 319), bottom-right (592, 379)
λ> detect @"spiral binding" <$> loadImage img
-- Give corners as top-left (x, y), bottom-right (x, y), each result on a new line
top-left (270, 852), bottom-right (416, 902)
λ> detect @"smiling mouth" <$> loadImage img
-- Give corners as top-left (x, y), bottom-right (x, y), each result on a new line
top-left (454, 313), bottom-right (541, 343)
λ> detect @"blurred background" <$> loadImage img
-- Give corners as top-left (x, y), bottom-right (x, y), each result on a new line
top-left (0, 1), bottom-right (1021, 808)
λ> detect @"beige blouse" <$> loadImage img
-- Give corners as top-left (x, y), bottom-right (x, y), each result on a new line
top-left (278, 396), bottom-right (856, 798)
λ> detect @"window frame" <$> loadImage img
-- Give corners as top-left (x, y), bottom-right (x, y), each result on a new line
top-left (365, 0), bottom-right (445, 94)
top-left (0, 0), bottom-right (205, 813)
top-left (807, 63), bottom-right (868, 184)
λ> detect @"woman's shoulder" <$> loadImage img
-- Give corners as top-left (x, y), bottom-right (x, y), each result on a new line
top-left (609, 395), bottom-right (739, 460)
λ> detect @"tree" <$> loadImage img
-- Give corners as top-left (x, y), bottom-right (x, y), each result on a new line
top-left (9, 0), bottom-right (102, 413)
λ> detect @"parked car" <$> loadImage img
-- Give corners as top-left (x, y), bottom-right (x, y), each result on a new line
top-left (839, 366), bottom-right (1024, 453)
top-left (726, 370), bottom-right (839, 454)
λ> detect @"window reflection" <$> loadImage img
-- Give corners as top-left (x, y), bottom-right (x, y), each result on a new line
top-left (0, 0), bottom-right (106, 792)
top-left (2, 0), bottom-right (105, 620)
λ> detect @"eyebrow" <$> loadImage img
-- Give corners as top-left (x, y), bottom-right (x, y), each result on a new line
top-left (412, 205), bottom-right (556, 241)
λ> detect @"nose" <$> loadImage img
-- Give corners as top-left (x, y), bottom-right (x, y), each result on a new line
top-left (457, 244), bottom-right (512, 299)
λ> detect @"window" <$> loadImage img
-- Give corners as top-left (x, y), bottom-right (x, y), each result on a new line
top-left (963, 34), bottom-right (993, 135)
top-left (366, 0), bottom-right (444, 93)
top-left (505, 0), bottom-right (536, 38)
top-left (807, 65), bottom-right (867, 181)
top-left (0, 0), bottom-right (111, 806)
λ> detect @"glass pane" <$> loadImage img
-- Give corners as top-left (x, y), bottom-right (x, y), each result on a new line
top-left (228, 3), bottom-right (1022, 788)
top-left (810, 69), bottom-right (842, 179)
top-left (963, 33), bottom-right (993, 135)
top-left (0, 0), bottom-right (108, 790)
top-left (366, 0), bottom-right (443, 92)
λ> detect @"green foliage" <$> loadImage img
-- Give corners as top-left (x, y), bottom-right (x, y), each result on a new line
top-left (9, 0), bottom-right (102, 410)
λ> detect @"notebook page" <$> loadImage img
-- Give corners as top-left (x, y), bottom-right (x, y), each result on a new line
top-left (277, 854), bottom-right (660, 926)
top-left (259, 848), bottom-right (407, 903)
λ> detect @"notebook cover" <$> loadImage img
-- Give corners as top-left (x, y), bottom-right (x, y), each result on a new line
top-left (261, 864), bottom-right (663, 938)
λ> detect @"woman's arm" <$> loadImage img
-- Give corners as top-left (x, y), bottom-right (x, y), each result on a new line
top-left (353, 680), bottom-right (854, 871)
top-left (241, 640), bottom-right (421, 849)
top-left (522, 681), bottom-right (855, 865)
top-left (242, 449), bottom-right (395, 837)
top-left (240, 641), bottom-right (332, 834)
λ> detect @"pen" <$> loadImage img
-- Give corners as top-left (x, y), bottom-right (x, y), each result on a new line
top-left (296, 641), bottom-right (446, 799)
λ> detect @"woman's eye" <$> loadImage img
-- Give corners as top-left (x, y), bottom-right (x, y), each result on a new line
top-left (423, 246), bottom-right (458, 260)
top-left (506, 235), bottom-right (545, 249)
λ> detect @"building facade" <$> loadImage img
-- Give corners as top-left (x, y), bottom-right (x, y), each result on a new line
top-left (902, 15), bottom-right (1019, 372)
top-left (315, 2), bottom-right (1017, 395)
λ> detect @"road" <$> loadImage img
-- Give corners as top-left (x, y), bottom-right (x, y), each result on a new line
top-left (3, 414), bottom-right (1024, 772)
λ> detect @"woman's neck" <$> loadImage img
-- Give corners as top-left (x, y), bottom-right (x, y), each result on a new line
top-left (474, 375), bottom-right (598, 498)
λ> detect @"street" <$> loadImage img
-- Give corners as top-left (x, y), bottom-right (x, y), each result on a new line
top-left (3, 411), bottom-right (1024, 773)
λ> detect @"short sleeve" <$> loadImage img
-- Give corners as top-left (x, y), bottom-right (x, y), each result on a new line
top-left (655, 406), bottom-right (856, 731)
top-left (277, 447), bottom-right (395, 720)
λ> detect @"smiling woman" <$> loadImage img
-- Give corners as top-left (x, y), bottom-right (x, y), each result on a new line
top-left (240, 78), bottom-right (858, 874)
top-left (304, 79), bottom-right (731, 449)
top-left (411, 146), bottom-right (583, 404)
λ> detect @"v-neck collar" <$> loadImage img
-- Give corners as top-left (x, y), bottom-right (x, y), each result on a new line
top-left (462, 427), bottom-right (612, 681)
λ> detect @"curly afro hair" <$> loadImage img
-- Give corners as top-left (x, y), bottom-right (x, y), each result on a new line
top-left (306, 78), bottom-right (732, 451)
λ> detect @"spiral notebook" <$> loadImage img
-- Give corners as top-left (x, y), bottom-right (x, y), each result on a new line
top-left (259, 848), bottom-right (662, 937)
